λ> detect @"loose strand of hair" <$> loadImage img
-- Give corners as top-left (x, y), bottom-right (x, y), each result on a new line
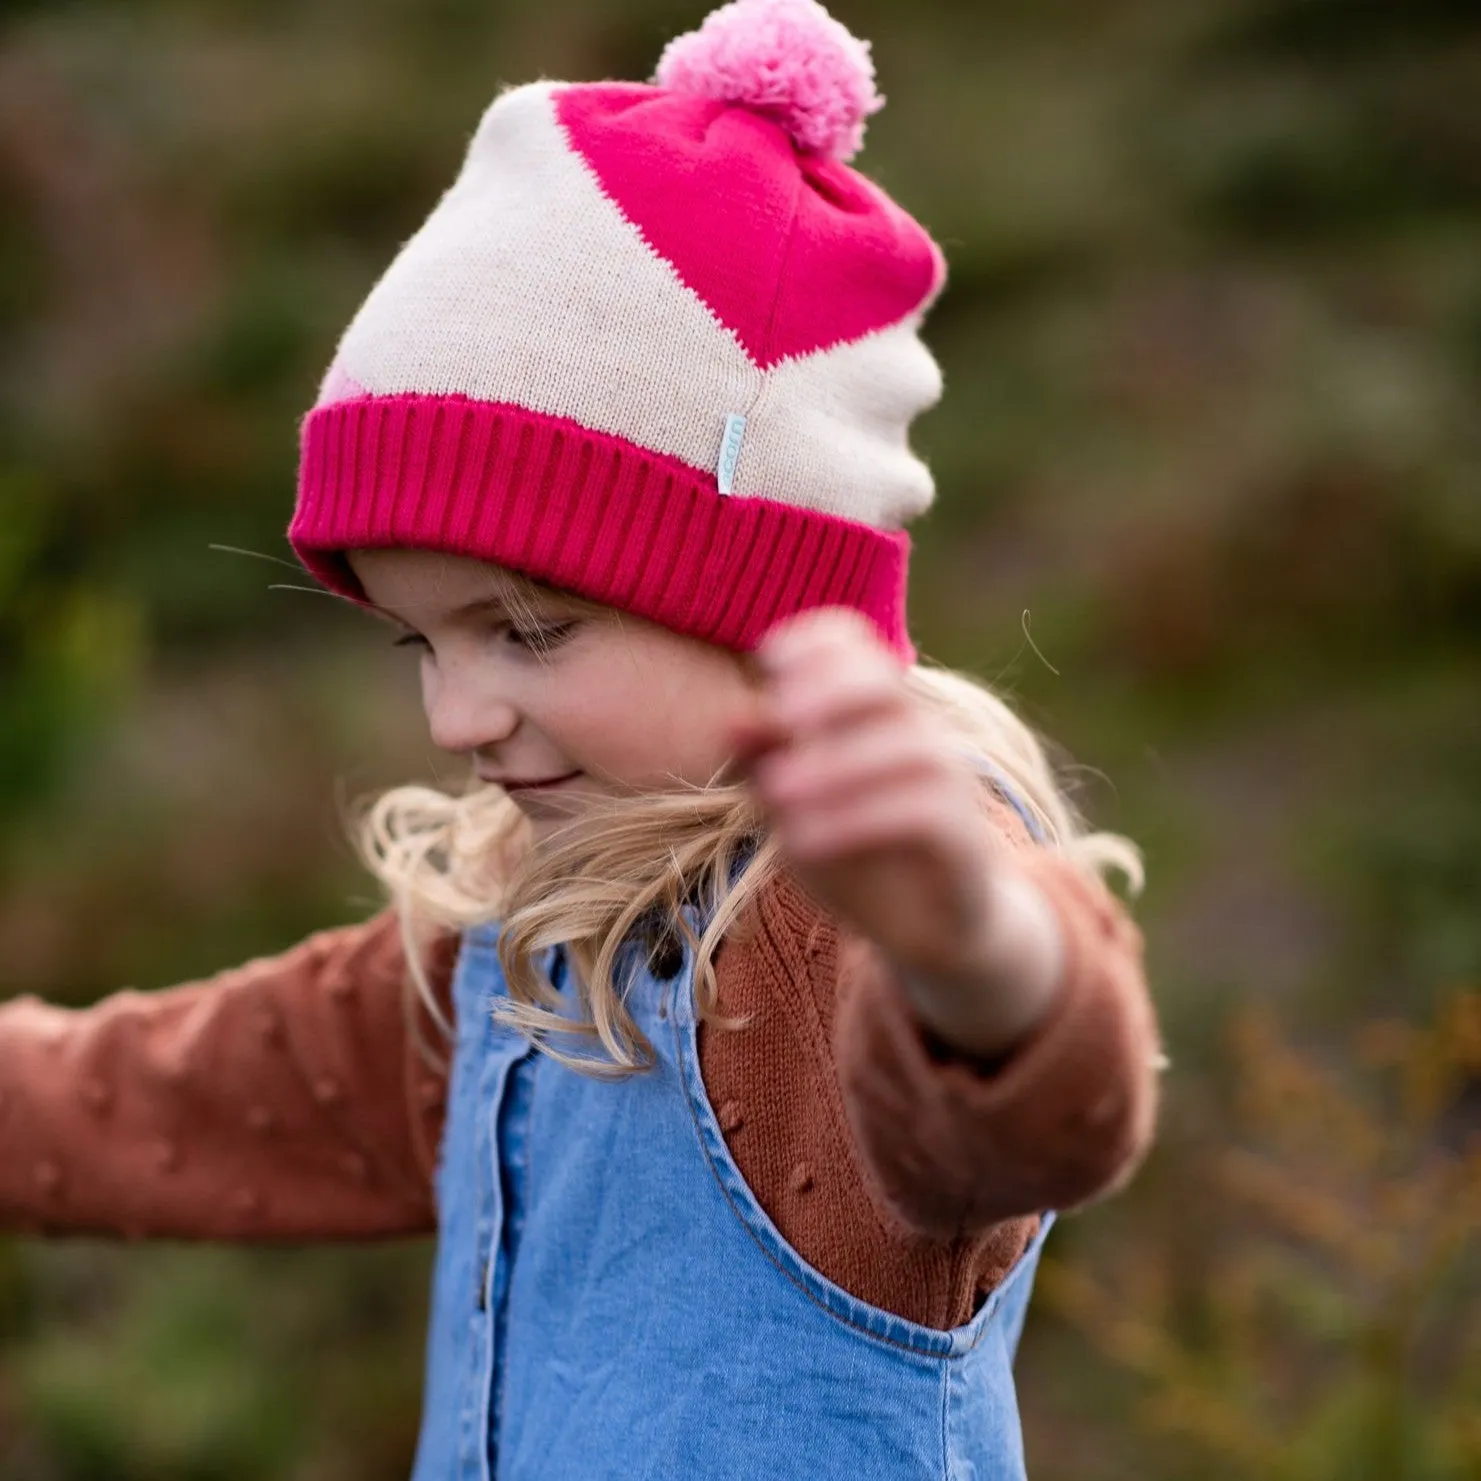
top-left (356, 654), bottom-right (1141, 1079)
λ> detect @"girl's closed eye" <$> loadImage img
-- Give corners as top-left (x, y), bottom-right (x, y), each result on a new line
top-left (507, 619), bottom-right (579, 655)
top-left (389, 620), bottom-right (580, 655)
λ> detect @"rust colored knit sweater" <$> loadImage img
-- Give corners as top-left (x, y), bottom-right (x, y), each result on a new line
top-left (0, 797), bottom-right (1160, 1330)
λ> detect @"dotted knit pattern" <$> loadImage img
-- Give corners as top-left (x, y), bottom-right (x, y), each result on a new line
top-left (0, 799), bottom-right (1160, 1331)
top-left (0, 923), bottom-right (446, 1241)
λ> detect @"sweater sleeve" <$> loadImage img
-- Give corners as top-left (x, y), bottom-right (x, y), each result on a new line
top-left (832, 796), bottom-right (1163, 1239)
top-left (0, 910), bottom-right (453, 1241)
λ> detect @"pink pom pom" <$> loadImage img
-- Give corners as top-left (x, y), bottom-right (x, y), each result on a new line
top-left (654, 0), bottom-right (884, 162)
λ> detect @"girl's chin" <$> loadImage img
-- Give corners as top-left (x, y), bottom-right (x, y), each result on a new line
top-left (514, 782), bottom-right (604, 831)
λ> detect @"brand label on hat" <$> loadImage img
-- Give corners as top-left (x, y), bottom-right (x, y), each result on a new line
top-left (717, 414), bottom-right (747, 495)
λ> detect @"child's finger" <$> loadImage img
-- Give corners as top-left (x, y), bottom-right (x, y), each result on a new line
top-left (756, 606), bottom-right (886, 669)
top-left (756, 622), bottom-right (904, 733)
top-left (757, 614), bottom-right (893, 685)
top-left (751, 710), bottom-right (939, 811)
top-left (773, 780), bottom-right (952, 866)
top-left (766, 660), bottom-right (904, 740)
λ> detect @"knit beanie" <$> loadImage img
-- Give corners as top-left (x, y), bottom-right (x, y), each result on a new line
top-left (290, 0), bottom-right (946, 661)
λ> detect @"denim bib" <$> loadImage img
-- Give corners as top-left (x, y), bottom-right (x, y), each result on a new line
top-left (411, 885), bottom-right (1052, 1480)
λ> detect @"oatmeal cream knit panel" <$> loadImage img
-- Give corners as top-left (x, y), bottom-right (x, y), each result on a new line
top-left (315, 83), bottom-right (942, 530)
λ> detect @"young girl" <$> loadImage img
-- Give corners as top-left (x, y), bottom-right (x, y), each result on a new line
top-left (1, 1), bottom-right (1162, 1475)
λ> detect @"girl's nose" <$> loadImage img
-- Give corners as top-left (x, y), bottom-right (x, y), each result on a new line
top-left (423, 670), bottom-right (519, 755)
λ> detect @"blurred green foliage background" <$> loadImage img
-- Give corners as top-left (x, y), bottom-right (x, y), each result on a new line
top-left (1, 0), bottom-right (1478, 1476)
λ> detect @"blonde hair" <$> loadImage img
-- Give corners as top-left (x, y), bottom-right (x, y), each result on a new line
top-left (356, 568), bottom-right (1141, 1078)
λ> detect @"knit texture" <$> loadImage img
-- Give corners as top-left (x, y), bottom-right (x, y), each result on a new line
top-left (654, 0), bottom-right (884, 161)
top-left (291, 9), bottom-right (947, 658)
top-left (0, 800), bottom-right (1160, 1329)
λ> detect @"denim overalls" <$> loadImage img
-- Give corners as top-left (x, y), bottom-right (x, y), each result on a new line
top-left (408, 855), bottom-right (1054, 1480)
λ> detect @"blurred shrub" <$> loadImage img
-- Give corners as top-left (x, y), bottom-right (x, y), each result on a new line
top-left (0, 461), bottom-right (143, 816)
top-left (1042, 993), bottom-right (1481, 1481)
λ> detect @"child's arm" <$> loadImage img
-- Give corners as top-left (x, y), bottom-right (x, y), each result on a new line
top-left (828, 794), bottom-right (1159, 1235)
top-left (0, 911), bottom-right (449, 1240)
top-left (733, 609), bottom-right (1162, 1237)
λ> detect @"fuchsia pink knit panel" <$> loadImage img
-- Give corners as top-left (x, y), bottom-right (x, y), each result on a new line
top-left (292, 395), bottom-right (915, 660)
top-left (555, 84), bottom-right (942, 367)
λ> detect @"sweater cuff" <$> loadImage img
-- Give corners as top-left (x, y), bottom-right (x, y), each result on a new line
top-left (834, 850), bottom-right (1161, 1236)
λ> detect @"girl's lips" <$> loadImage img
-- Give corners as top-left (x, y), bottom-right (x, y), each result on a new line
top-left (500, 771), bottom-right (581, 792)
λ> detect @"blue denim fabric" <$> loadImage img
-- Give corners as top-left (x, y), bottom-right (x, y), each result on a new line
top-left (411, 894), bottom-right (1053, 1480)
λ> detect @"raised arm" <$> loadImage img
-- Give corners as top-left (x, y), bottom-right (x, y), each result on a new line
top-left (832, 795), bottom-right (1161, 1237)
top-left (730, 606), bottom-right (1162, 1241)
top-left (0, 910), bottom-right (452, 1241)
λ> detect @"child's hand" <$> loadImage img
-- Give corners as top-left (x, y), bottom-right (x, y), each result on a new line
top-left (731, 609), bottom-right (1064, 1059)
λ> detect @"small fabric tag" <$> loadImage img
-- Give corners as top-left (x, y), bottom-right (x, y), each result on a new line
top-left (717, 413), bottom-right (747, 495)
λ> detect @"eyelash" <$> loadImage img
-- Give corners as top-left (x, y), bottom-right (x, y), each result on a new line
top-left (392, 621), bottom-right (579, 655)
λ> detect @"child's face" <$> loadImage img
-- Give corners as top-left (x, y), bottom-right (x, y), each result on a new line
top-left (346, 548), bottom-right (755, 840)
